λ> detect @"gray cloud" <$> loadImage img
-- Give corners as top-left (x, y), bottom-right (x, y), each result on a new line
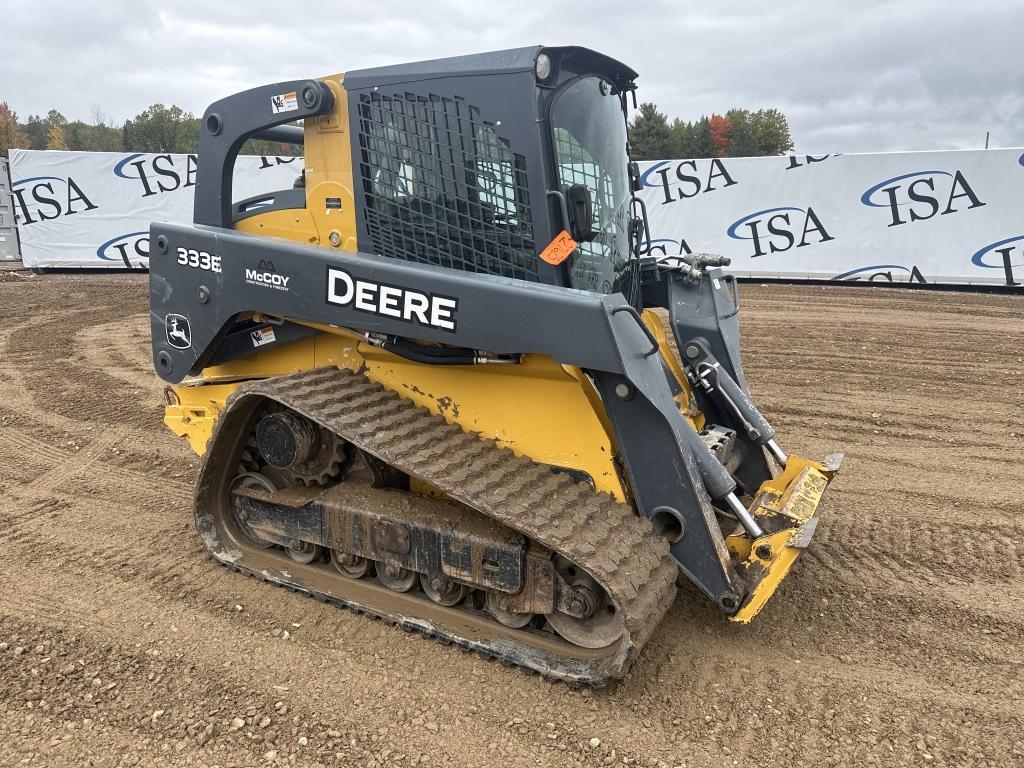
top-left (3, 0), bottom-right (1021, 153)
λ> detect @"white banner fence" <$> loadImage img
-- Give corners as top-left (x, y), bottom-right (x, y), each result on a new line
top-left (8, 147), bottom-right (1024, 288)
top-left (637, 149), bottom-right (1024, 288)
top-left (9, 149), bottom-right (301, 268)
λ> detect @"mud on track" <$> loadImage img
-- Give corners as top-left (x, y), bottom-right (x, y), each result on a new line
top-left (0, 275), bottom-right (1021, 768)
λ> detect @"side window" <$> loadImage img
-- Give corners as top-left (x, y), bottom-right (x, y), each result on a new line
top-left (549, 77), bottom-right (632, 294)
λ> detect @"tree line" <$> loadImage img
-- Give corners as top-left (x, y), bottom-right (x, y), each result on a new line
top-left (0, 98), bottom-right (793, 162)
top-left (628, 103), bottom-right (794, 160)
top-left (0, 101), bottom-right (299, 157)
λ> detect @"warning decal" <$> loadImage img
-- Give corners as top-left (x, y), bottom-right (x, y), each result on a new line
top-left (271, 92), bottom-right (299, 114)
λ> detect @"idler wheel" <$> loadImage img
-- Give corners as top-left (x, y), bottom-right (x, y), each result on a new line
top-left (546, 556), bottom-right (624, 649)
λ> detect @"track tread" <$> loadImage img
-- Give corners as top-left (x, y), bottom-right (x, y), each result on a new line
top-left (197, 366), bottom-right (677, 683)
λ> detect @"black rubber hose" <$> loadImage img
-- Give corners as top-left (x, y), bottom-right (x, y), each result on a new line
top-left (380, 341), bottom-right (476, 366)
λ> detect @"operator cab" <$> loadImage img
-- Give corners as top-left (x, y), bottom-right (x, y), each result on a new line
top-left (340, 45), bottom-right (642, 296)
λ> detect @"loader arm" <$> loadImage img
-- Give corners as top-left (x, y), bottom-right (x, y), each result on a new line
top-left (151, 222), bottom-right (749, 607)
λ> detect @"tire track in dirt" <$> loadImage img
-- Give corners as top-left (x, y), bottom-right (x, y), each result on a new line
top-left (1, 275), bottom-right (1022, 768)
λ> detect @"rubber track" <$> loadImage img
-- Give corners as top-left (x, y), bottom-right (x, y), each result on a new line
top-left (204, 366), bottom-right (678, 682)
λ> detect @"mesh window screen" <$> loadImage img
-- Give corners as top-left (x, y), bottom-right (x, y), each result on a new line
top-left (357, 92), bottom-right (539, 282)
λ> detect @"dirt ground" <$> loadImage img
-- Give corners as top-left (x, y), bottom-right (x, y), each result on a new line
top-left (0, 274), bottom-right (1021, 768)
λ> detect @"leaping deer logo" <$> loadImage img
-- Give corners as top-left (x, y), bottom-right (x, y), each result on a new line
top-left (165, 314), bottom-right (191, 349)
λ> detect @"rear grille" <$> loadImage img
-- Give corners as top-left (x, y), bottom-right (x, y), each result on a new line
top-left (357, 92), bottom-right (538, 282)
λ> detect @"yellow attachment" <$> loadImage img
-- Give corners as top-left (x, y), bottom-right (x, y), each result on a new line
top-left (726, 454), bottom-right (839, 623)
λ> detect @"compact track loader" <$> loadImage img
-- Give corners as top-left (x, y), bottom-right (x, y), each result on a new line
top-left (150, 46), bottom-right (842, 684)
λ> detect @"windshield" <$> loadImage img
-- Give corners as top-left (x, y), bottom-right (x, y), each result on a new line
top-left (550, 76), bottom-right (632, 294)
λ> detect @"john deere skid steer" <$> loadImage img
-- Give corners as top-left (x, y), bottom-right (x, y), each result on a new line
top-left (150, 46), bottom-right (842, 684)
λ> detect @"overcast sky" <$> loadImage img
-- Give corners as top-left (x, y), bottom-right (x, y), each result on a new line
top-left (4, 0), bottom-right (1022, 154)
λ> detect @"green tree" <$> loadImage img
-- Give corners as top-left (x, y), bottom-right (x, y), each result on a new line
top-left (724, 109), bottom-right (757, 157)
top-left (122, 104), bottom-right (199, 153)
top-left (0, 102), bottom-right (30, 157)
top-left (749, 108), bottom-right (793, 155)
top-left (64, 120), bottom-right (94, 151)
top-left (24, 115), bottom-right (48, 149)
top-left (628, 103), bottom-right (673, 161)
top-left (73, 108), bottom-right (124, 152)
top-left (240, 134), bottom-right (302, 157)
top-left (689, 116), bottom-right (716, 159)
top-left (669, 118), bottom-right (697, 159)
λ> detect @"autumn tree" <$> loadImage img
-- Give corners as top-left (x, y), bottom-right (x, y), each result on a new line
top-left (709, 114), bottom-right (731, 157)
top-left (47, 121), bottom-right (68, 150)
top-left (0, 102), bottom-right (30, 157)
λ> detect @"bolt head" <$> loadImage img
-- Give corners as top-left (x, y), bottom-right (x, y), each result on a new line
top-left (613, 382), bottom-right (631, 400)
top-left (684, 343), bottom-right (701, 360)
top-left (329, 230), bottom-right (341, 247)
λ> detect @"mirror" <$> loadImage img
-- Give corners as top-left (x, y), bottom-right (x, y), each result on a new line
top-left (564, 183), bottom-right (596, 242)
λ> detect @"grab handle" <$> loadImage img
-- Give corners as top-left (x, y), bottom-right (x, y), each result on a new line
top-left (720, 274), bottom-right (740, 319)
top-left (610, 305), bottom-right (660, 358)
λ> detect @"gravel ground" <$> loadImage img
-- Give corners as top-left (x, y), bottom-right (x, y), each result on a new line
top-left (0, 274), bottom-right (1021, 767)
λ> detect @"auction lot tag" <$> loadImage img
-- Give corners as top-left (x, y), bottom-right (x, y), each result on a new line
top-left (539, 230), bottom-right (578, 265)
